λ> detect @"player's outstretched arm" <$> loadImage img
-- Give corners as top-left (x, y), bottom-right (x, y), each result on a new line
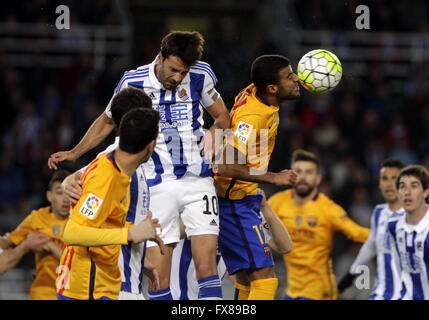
top-left (63, 212), bottom-right (164, 255)
top-left (339, 216), bottom-right (377, 293)
top-left (217, 144), bottom-right (297, 186)
top-left (48, 113), bottom-right (115, 170)
top-left (0, 233), bottom-right (50, 275)
top-left (0, 236), bottom-right (13, 250)
top-left (259, 189), bottom-right (293, 254)
top-left (128, 212), bottom-right (165, 255)
top-left (41, 240), bottom-right (64, 260)
top-left (338, 238), bottom-right (376, 293)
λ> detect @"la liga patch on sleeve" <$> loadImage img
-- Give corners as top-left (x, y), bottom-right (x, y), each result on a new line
top-left (79, 193), bottom-right (103, 220)
top-left (234, 121), bottom-right (253, 143)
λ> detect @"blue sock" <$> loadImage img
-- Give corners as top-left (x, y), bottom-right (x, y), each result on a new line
top-left (148, 287), bottom-right (173, 300)
top-left (198, 275), bottom-right (223, 300)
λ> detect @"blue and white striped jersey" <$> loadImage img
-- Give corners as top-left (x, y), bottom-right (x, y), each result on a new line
top-left (170, 238), bottom-right (226, 300)
top-left (350, 204), bottom-right (404, 299)
top-left (79, 137), bottom-right (150, 295)
top-left (388, 207), bottom-right (429, 300)
top-left (105, 56), bottom-right (220, 188)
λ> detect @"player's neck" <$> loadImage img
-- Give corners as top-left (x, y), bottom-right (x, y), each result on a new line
top-left (114, 149), bottom-right (141, 177)
top-left (405, 203), bottom-right (428, 225)
top-left (387, 200), bottom-right (402, 212)
top-left (264, 94), bottom-right (280, 107)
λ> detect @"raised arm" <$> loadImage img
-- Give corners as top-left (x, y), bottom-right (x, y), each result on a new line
top-left (202, 98), bottom-right (231, 160)
top-left (48, 113), bottom-right (115, 170)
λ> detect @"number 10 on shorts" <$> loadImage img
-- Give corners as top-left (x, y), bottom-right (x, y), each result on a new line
top-left (202, 195), bottom-right (219, 215)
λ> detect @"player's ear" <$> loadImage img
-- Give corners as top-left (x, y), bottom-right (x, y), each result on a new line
top-left (158, 52), bottom-right (165, 63)
top-left (143, 140), bottom-right (156, 156)
top-left (148, 139), bottom-right (156, 152)
top-left (423, 188), bottom-right (429, 202)
top-left (46, 190), bottom-right (53, 203)
top-left (266, 84), bottom-right (277, 94)
top-left (316, 174), bottom-right (322, 186)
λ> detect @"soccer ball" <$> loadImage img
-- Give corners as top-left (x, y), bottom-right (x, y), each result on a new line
top-left (297, 49), bottom-right (342, 93)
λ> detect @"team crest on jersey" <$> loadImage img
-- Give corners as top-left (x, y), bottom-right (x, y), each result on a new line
top-left (235, 121), bottom-right (253, 143)
top-left (178, 88), bottom-right (189, 101)
top-left (79, 193), bottom-right (103, 220)
top-left (307, 216), bottom-right (318, 227)
top-left (295, 215), bottom-right (303, 227)
top-left (417, 241), bottom-right (423, 249)
top-left (52, 224), bottom-right (61, 237)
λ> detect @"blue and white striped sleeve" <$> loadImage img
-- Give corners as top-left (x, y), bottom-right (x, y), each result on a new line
top-left (194, 61), bottom-right (221, 108)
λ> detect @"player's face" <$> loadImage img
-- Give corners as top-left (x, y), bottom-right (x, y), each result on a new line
top-left (379, 167), bottom-right (401, 203)
top-left (276, 65), bottom-right (300, 101)
top-left (47, 182), bottom-right (70, 218)
top-left (397, 175), bottom-right (429, 214)
top-left (292, 161), bottom-right (321, 198)
top-left (157, 54), bottom-right (190, 90)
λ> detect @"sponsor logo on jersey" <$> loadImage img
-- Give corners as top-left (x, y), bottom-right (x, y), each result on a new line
top-left (235, 121), bottom-right (253, 143)
top-left (79, 193), bottom-right (103, 220)
top-left (210, 219), bottom-right (218, 226)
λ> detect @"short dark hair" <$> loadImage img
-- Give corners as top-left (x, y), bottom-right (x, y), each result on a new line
top-left (48, 170), bottom-right (70, 190)
top-left (396, 165), bottom-right (429, 192)
top-left (111, 87), bottom-right (153, 127)
top-left (251, 55), bottom-right (290, 93)
top-left (381, 158), bottom-right (406, 170)
top-left (291, 149), bottom-right (321, 172)
top-left (119, 108), bottom-right (160, 154)
top-left (160, 31), bottom-right (204, 67)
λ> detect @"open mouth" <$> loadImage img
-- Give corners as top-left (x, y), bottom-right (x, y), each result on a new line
top-left (403, 199), bottom-right (412, 206)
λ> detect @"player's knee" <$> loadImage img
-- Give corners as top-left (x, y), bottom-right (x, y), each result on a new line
top-left (195, 261), bottom-right (217, 279)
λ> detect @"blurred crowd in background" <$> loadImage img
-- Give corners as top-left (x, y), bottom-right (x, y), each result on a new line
top-left (0, 0), bottom-right (428, 299)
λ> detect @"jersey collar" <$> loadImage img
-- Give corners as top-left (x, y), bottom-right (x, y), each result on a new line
top-left (255, 90), bottom-right (271, 106)
top-left (399, 207), bottom-right (429, 233)
top-left (107, 151), bottom-right (121, 172)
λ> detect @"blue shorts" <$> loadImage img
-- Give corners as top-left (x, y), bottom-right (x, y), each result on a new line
top-left (218, 194), bottom-right (274, 275)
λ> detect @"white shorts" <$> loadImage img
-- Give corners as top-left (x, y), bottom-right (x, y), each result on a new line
top-left (146, 175), bottom-right (219, 248)
top-left (119, 291), bottom-right (145, 300)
